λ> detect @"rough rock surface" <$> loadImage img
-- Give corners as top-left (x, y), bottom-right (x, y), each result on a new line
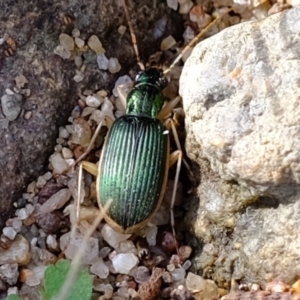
top-left (180, 7), bottom-right (300, 287)
top-left (0, 0), bottom-right (183, 228)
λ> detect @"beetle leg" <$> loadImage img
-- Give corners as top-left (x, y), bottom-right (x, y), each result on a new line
top-left (73, 116), bottom-right (114, 166)
top-left (157, 96), bottom-right (181, 121)
top-left (76, 161), bottom-right (99, 221)
top-left (164, 118), bottom-right (193, 177)
top-left (117, 81), bottom-right (134, 108)
top-left (168, 150), bottom-right (182, 248)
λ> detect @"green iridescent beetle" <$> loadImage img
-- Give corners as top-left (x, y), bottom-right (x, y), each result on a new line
top-left (76, 68), bottom-right (182, 234)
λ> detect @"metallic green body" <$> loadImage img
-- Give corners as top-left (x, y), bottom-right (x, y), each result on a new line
top-left (98, 68), bottom-right (169, 232)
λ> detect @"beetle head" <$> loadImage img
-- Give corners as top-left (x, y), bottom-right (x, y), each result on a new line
top-left (135, 68), bottom-right (168, 90)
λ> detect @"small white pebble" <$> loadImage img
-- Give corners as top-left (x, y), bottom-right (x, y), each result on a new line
top-left (74, 55), bottom-right (83, 68)
top-left (73, 72), bottom-right (84, 82)
top-left (54, 45), bottom-right (71, 59)
top-left (36, 176), bottom-right (46, 188)
top-left (108, 57), bottom-right (121, 74)
top-left (86, 95), bottom-right (102, 108)
top-left (179, 0), bottom-right (193, 14)
top-left (118, 25), bottom-right (127, 35)
top-left (3, 227), bottom-right (17, 240)
top-left (59, 126), bottom-right (70, 139)
top-left (59, 33), bottom-right (74, 50)
top-left (160, 35), bottom-right (176, 51)
top-left (88, 35), bottom-right (105, 53)
top-left (97, 53), bottom-right (109, 70)
top-left (12, 218), bottom-right (22, 232)
top-left (27, 181), bottom-right (36, 193)
top-left (96, 89), bottom-right (107, 97)
top-left (43, 172), bottom-right (52, 181)
top-left (72, 28), bottom-right (80, 38)
top-left (113, 75), bottom-right (133, 97)
top-left (167, 0), bottom-right (178, 10)
top-left (75, 37), bottom-right (85, 48)
top-left (46, 235), bottom-right (58, 250)
top-left (31, 237), bottom-right (38, 247)
top-left (82, 106), bottom-right (96, 117)
top-left (62, 147), bottom-right (73, 159)
top-left (54, 144), bottom-right (62, 152)
top-left (7, 287), bottom-right (18, 296)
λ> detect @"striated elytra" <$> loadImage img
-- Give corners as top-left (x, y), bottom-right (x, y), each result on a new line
top-left (97, 68), bottom-right (171, 233)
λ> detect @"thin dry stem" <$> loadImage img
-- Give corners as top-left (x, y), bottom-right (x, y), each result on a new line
top-left (121, 0), bottom-right (145, 70)
top-left (164, 7), bottom-right (233, 74)
top-left (55, 200), bottom-right (112, 300)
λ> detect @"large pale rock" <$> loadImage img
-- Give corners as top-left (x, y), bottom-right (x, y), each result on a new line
top-left (180, 7), bottom-right (300, 287)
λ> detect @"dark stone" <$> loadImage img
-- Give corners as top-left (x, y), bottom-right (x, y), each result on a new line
top-left (0, 0), bottom-right (184, 228)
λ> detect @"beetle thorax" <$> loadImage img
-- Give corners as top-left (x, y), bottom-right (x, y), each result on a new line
top-left (126, 84), bottom-right (164, 118)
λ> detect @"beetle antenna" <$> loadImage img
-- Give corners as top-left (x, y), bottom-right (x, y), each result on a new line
top-left (164, 7), bottom-right (233, 75)
top-left (122, 0), bottom-right (145, 71)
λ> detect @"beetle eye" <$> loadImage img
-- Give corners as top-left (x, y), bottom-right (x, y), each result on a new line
top-left (158, 76), bottom-right (168, 89)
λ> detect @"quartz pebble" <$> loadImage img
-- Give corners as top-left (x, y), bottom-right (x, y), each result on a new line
top-left (46, 235), bottom-right (58, 251)
top-left (145, 225), bottom-right (158, 246)
top-left (59, 33), bottom-right (74, 50)
top-left (25, 270), bottom-right (40, 286)
top-left (7, 287), bottom-right (19, 296)
top-left (101, 224), bottom-right (131, 249)
top-left (71, 118), bottom-right (92, 147)
top-left (117, 240), bottom-right (137, 255)
top-left (82, 106), bottom-right (95, 117)
top-left (182, 259), bottom-right (192, 270)
top-left (186, 272), bottom-right (219, 300)
top-left (113, 75), bottom-right (133, 97)
top-left (49, 152), bottom-right (69, 174)
top-left (90, 109), bottom-right (104, 124)
top-left (62, 147), bottom-right (73, 159)
top-left (0, 263), bottom-right (19, 285)
top-left (3, 227), bottom-right (17, 240)
top-left (1, 94), bottom-right (23, 121)
top-left (99, 246), bottom-right (111, 258)
top-left (90, 257), bottom-right (110, 279)
top-left (75, 37), bottom-right (85, 48)
top-left (108, 57), bottom-right (121, 73)
top-left (36, 176), bottom-right (46, 188)
top-left (171, 267), bottom-right (185, 282)
top-left (73, 72), bottom-right (84, 82)
top-left (74, 55), bottom-right (83, 68)
top-left (60, 231), bottom-right (99, 265)
top-left (0, 234), bottom-right (31, 265)
top-left (97, 53), bottom-right (109, 70)
top-left (72, 28), bottom-right (80, 38)
top-left (86, 95), bottom-right (102, 108)
top-left (134, 266), bottom-right (150, 283)
top-left (94, 283), bottom-right (113, 299)
top-left (54, 45), bottom-right (71, 59)
top-left (179, 0), bottom-right (194, 14)
top-left (88, 35), bottom-right (105, 53)
top-left (38, 188), bottom-right (71, 214)
top-left (59, 126), bottom-right (69, 139)
top-left (118, 25), bottom-right (127, 35)
top-left (12, 218), bottom-right (22, 232)
top-left (15, 74), bottom-right (28, 89)
top-left (111, 253), bottom-right (139, 275)
top-left (167, 0), bottom-right (178, 10)
top-left (160, 35), bottom-right (176, 51)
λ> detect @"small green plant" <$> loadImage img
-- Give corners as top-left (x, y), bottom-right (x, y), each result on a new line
top-left (5, 260), bottom-right (93, 300)
top-left (43, 259), bottom-right (93, 300)
top-left (5, 296), bottom-right (22, 300)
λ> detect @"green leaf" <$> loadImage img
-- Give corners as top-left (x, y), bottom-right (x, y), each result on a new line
top-left (43, 259), bottom-right (92, 300)
top-left (5, 296), bottom-right (22, 300)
